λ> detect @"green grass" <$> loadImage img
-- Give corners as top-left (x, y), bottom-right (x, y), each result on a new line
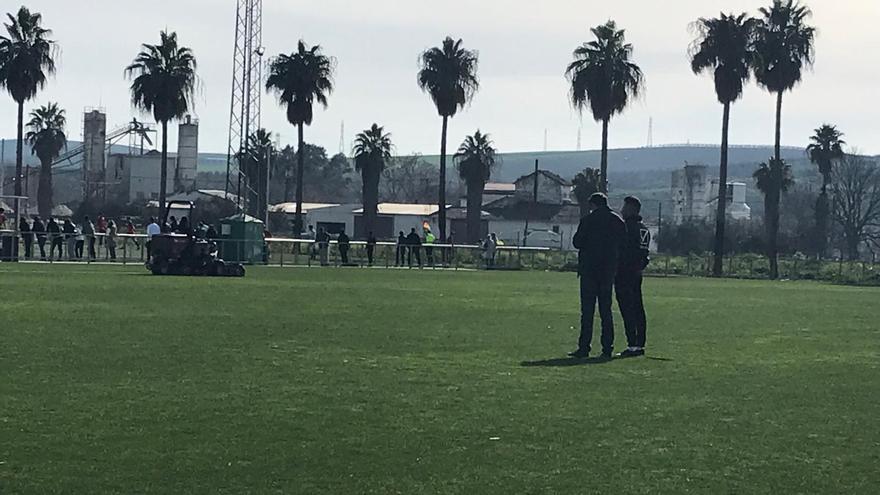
top-left (1, 265), bottom-right (878, 494)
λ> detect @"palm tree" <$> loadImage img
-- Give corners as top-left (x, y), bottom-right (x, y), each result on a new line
top-left (125, 30), bottom-right (197, 220)
top-left (0, 6), bottom-right (56, 198)
top-left (807, 124), bottom-right (844, 194)
top-left (418, 37), bottom-right (480, 241)
top-left (353, 124), bottom-right (393, 238)
top-left (572, 167), bottom-right (601, 217)
top-left (25, 102), bottom-right (66, 218)
top-left (272, 145), bottom-right (298, 202)
top-left (242, 128), bottom-right (275, 221)
top-left (266, 40), bottom-right (334, 235)
top-left (690, 12), bottom-right (757, 276)
top-left (754, 158), bottom-right (794, 272)
top-left (752, 0), bottom-right (815, 278)
top-left (566, 20), bottom-right (643, 193)
top-left (454, 131), bottom-right (498, 243)
top-left (806, 124), bottom-right (844, 259)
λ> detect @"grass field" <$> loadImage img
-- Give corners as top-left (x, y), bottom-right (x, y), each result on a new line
top-left (1, 264), bottom-right (878, 494)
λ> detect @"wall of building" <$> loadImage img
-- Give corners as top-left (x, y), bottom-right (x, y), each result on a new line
top-left (672, 165), bottom-right (709, 224)
top-left (106, 153), bottom-right (174, 204)
top-left (514, 175), bottom-right (564, 204)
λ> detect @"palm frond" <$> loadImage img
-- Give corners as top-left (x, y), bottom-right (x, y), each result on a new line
top-left (566, 20), bottom-right (643, 122)
top-left (417, 37), bottom-right (480, 118)
top-left (266, 40), bottom-right (335, 127)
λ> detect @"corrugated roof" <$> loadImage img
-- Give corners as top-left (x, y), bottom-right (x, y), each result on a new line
top-left (354, 203), bottom-right (446, 216)
top-left (270, 202), bottom-right (339, 214)
top-left (485, 182), bottom-right (516, 193)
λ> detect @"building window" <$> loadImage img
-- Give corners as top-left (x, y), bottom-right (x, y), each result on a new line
top-left (552, 225), bottom-right (560, 234)
top-left (136, 191), bottom-right (145, 200)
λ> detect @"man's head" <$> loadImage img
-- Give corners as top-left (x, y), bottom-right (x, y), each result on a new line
top-left (622, 196), bottom-right (642, 219)
top-left (148, 217), bottom-right (155, 224)
top-left (410, 228), bottom-right (416, 234)
top-left (587, 192), bottom-right (608, 213)
top-left (83, 215), bottom-right (89, 221)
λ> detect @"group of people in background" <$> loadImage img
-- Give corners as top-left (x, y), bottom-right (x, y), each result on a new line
top-left (6, 212), bottom-right (222, 263)
top-left (395, 226), bottom-right (437, 268)
top-left (13, 214), bottom-right (124, 261)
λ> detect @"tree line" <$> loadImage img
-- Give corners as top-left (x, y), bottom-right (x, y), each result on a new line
top-left (2, 1), bottom-right (878, 275)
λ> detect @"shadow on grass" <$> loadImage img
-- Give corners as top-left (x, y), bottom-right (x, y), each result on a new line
top-left (520, 356), bottom-right (613, 367)
top-left (521, 355), bottom-right (674, 367)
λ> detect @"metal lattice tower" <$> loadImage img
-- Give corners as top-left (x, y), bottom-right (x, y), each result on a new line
top-left (225, 0), bottom-right (263, 212)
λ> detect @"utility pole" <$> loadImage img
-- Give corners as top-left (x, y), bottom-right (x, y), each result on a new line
top-left (1, 139), bottom-right (5, 195)
top-left (523, 159), bottom-right (538, 246)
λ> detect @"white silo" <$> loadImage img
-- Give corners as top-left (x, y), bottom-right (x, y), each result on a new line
top-left (83, 110), bottom-right (107, 200)
top-left (175, 115), bottom-right (199, 192)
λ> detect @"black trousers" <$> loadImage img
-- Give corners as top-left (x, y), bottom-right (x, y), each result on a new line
top-left (366, 245), bottom-right (374, 265)
top-left (408, 246), bottom-right (421, 267)
top-left (616, 270), bottom-right (647, 348)
top-left (23, 236), bottom-right (33, 258)
top-left (50, 237), bottom-right (63, 259)
top-left (578, 267), bottom-right (616, 354)
top-left (339, 245), bottom-right (349, 264)
top-left (88, 237), bottom-right (96, 259)
top-left (396, 246), bottom-right (404, 266)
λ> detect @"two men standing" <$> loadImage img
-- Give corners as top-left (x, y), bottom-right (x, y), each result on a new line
top-left (570, 193), bottom-right (650, 360)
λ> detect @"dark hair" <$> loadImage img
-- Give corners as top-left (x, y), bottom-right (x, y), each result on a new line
top-left (624, 196), bottom-right (642, 211)
top-left (588, 192), bottom-right (608, 207)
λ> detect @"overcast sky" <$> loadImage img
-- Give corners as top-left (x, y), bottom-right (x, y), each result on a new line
top-left (2, 0), bottom-right (877, 157)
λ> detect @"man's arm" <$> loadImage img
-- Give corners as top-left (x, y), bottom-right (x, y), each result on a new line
top-left (572, 217), bottom-right (589, 250)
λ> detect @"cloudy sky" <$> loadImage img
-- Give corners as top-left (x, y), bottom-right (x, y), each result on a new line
top-left (2, 0), bottom-right (877, 156)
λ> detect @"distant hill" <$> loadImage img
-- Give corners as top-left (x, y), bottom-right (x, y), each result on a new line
top-left (422, 145), bottom-right (808, 182)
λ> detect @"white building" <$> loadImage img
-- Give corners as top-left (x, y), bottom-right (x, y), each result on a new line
top-left (671, 164), bottom-right (750, 224)
top-left (707, 180), bottom-right (751, 221)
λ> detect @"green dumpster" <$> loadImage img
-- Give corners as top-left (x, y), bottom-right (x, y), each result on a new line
top-left (218, 214), bottom-right (264, 264)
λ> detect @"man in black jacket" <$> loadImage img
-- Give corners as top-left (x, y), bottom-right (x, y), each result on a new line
top-left (406, 228), bottom-right (422, 268)
top-left (616, 196), bottom-right (651, 358)
top-left (570, 193), bottom-right (626, 359)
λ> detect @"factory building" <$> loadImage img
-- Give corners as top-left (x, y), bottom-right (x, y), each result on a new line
top-left (105, 117), bottom-right (199, 204)
top-left (671, 163), bottom-right (750, 224)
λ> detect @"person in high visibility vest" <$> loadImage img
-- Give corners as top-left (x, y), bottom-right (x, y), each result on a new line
top-left (424, 227), bottom-right (436, 266)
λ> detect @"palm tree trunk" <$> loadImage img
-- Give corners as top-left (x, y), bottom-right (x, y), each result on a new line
top-left (767, 91), bottom-right (784, 279)
top-left (712, 102), bottom-right (731, 277)
top-left (14, 101), bottom-right (24, 197)
top-left (159, 121), bottom-right (169, 221)
top-left (438, 115), bottom-right (448, 241)
top-left (295, 123), bottom-right (305, 235)
top-left (38, 157), bottom-right (53, 219)
top-left (815, 192), bottom-right (828, 260)
top-left (774, 91), bottom-right (783, 161)
top-left (466, 178), bottom-right (483, 244)
top-left (362, 168), bottom-right (379, 239)
top-left (600, 118), bottom-right (609, 193)
top-left (767, 190), bottom-right (780, 279)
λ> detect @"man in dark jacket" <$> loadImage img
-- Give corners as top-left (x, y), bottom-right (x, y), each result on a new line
top-left (337, 229), bottom-right (351, 265)
top-left (569, 193), bottom-right (626, 359)
top-left (616, 196), bottom-right (651, 358)
top-left (47, 217), bottom-right (63, 260)
top-left (406, 228), bottom-right (422, 268)
top-left (32, 216), bottom-right (47, 260)
top-left (20, 217), bottom-right (32, 259)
